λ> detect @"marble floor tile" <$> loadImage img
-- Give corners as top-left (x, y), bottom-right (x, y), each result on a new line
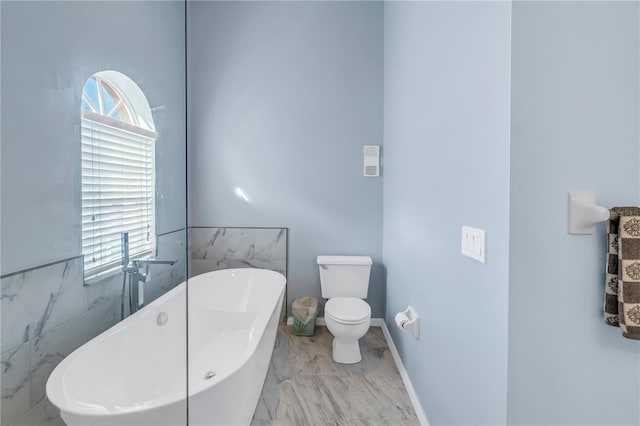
top-left (253, 326), bottom-right (418, 426)
top-left (251, 398), bottom-right (273, 426)
top-left (275, 375), bottom-right (418, 425)
top-left (284, 326), bottom-right (400, 378)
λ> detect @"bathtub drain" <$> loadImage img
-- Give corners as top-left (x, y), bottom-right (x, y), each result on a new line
top-left (204, 371), bottom-right (216, 380)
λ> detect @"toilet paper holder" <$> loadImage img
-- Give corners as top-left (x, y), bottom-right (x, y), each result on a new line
top-left (395, 306), bottom-right (419, 338)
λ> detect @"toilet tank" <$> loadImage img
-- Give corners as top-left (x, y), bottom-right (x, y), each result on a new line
top-left (317, 255), bottom-right (372, 298)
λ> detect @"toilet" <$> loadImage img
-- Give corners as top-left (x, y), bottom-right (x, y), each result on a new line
top-left (317, 255), bottom-right (372, 364)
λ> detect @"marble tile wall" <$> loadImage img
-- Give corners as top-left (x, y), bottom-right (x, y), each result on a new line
top-left (1, 256), bottom-right (90, 426)
top-left (189, 227), bottom-right (288, 322)
top-left (189, 227), bottom-right (287, 278)
top-left (0, 229), bottom-right (187, 426)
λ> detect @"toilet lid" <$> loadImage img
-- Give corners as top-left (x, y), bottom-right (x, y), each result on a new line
top-left (325, 297), bottom-right (371, 324)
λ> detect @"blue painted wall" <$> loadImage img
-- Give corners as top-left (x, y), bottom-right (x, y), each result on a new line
top-left (383, 2), bottom-right (512, 424)
top-left (188, 1), bottom-right (384, 316)
top-left (508, 2), bottom-right (640, 424)
top-left (0, 0), bottom-right (186, 274)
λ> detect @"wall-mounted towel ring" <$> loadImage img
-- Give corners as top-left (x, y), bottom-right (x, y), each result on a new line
top-left (568, 191), bottom-right (610, 234)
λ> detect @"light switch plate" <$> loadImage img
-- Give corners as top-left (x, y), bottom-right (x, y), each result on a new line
top-left (461, 226), bottom-right (486, 263)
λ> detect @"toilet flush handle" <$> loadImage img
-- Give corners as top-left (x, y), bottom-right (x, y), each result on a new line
top-left (320, 264), bottom-right (328, 269)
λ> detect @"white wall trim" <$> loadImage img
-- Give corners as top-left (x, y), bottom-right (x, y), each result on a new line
top-left (286, 316), bottom-right (385, 326)
top-left (380, 321), bottom-right (430, 426)
top-left (370, 317), bottom-right (384, 326)
top-left (285, 316), bottom-right (429, 425)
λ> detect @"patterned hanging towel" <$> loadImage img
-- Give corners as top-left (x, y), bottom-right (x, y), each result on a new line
top-left (605, 207), bottom-right (640, 340)
top-left (618, 213), bottom-right (640, 339)
top-left (605, 208), bottom-right (625, 327)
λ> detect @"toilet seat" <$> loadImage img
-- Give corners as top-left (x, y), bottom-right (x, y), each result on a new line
top-left (325, 297), bottom-right (371, 324)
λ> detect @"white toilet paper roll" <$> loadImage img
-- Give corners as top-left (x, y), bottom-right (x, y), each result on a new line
top-left (395, 312), bottom-right (409, 329)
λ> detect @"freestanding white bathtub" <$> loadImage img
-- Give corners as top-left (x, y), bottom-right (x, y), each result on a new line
top-left (46, 268), bottom-right (286, 426)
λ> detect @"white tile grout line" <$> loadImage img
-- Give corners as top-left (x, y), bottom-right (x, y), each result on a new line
top-left (285, 316), bottom-right (430, 426)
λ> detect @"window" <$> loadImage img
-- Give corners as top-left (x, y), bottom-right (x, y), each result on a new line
top-left (81, 71), bottom-right (158, 281)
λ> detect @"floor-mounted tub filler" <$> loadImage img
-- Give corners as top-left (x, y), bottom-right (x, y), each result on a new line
top-left (46, 268), bottom-right (286, 426)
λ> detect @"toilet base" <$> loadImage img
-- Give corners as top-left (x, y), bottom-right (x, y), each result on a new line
top-left (332, 338), bottom-right (362, 364)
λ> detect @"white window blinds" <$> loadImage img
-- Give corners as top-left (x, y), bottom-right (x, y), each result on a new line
top-left (81, 110), bottom-right (157, 280)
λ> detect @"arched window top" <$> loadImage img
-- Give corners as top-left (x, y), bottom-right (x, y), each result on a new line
top-left (81, 70), bottom-right (156, 133)
top-left (82, 74), bottom-right (133, 124)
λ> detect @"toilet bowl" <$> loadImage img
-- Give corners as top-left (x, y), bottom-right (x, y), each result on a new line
top-left (317, 255), bottom-right (373, 364)
top-left (324, 297), bottom-right (371, 364)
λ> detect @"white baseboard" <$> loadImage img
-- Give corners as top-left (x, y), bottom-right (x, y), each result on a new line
top-left (286, 316), bottom-right (385, 326)
top-left (285, 316), bottom-right (429, 425)
top-left (380, 321), bottom-right (430, 426)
